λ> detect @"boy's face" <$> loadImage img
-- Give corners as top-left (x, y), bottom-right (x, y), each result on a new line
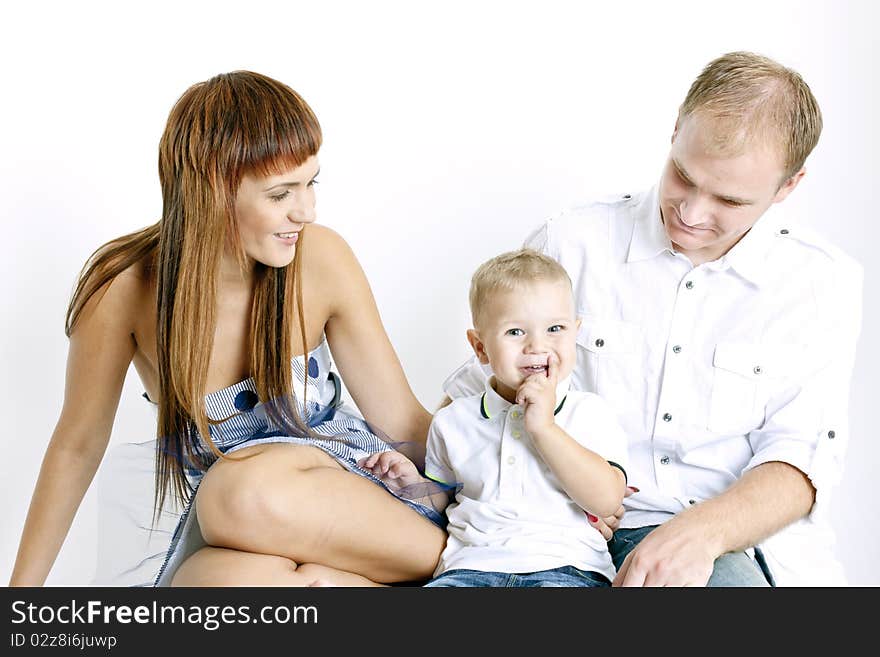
top-left (658, 114), bottom-right (803, 265)
top-left (468, 279), bottom-right (580, 402)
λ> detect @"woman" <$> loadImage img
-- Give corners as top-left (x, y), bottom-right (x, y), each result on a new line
top-left (9, 71), bottom-right (447, 587)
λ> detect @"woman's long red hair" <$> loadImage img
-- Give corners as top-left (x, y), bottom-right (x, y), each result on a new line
top-left (66, 71), bottom-right (323, 517)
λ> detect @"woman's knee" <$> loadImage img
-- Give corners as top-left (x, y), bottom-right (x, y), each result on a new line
top-left (196, 451), bottom-right (310, 547)
top-left (171, 547), bottom-right (299, 586)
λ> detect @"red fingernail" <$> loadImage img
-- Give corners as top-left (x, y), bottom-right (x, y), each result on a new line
top-left (587, 513), bottom-right (598, 522)
top-left (627, 486), bottom-right (640, 492)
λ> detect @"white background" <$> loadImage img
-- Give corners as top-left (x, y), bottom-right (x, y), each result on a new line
top-left (1, 0), bottom-right (877, 585)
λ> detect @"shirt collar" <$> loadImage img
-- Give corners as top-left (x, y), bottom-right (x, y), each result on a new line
top-left (715, 210), bottom-right (784, 286)
top-left (480, 375), bottom-right (571, 420)
top-left (627, 184), bottom-right (782, 286)
top-left (626, 186), bottom-right (674, 263)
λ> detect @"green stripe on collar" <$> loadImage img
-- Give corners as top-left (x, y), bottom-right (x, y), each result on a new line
top-left (553, 395), bottom-right (567, 416)
top-left (481, 393), bottom-right (566, 418)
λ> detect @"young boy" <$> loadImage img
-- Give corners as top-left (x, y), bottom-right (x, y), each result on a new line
top-left (359, 249), bottom-right (629, 586)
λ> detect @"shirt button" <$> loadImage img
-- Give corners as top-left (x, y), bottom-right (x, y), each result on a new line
top-left (685, 280), bottom-right (694, 290)
top-left (512, 431), bottom-right (521, 439)
top-left (753, 365), bottom-right (763, 375)
top-left (623, 194), bottom-right (632, 199)
top-left (688, 499), bottom-right (696, 505)
top-left (662, 412), bottom-right (672, 422)
top-left (511, 411), bottom-right (520, 419)
top-left (660, 456), bottom-right (670, 465)
top-left (595, 338), bottom-right (605, 347)
top-left (507, 456), bottom-right (516, 465)
top-left (672, 345), bottom-right (682, 354)
top-left (828, 430), bottom-right (836, 439)
top-left (780, 228), bottom-right (790, 235)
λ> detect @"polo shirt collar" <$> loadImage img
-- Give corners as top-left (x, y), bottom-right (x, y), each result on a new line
top-left (626, 186), bottom-right (674, 263)
top-left (480, 376), bottom-right (571, 420)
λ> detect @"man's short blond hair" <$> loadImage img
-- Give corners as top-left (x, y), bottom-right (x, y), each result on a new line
top-left (679, 51), bottom-right (822, 181)
top-left (469, 249), bottom-right (572, 328)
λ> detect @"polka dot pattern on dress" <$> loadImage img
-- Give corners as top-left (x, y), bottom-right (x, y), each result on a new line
top-left (308, 356), bottom-right (319, 378)
top-left (233, 389), bottom-right (259, 412)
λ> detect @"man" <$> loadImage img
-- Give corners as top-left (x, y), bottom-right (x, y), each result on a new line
top-left (442, 51), bottom-right (863, 586)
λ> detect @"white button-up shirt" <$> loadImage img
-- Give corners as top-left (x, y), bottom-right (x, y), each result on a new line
top-left (444, 187), bottom-right (863, 586)
top-left (426, 376), bottom-right (629, 581)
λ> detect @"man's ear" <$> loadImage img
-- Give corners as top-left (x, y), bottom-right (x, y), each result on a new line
top-left (773, 167), bottom-right (806, 204)
top-left (466, 328), bottom-right (490, 365)
top-left (671, 118), bottom-right (680, 144)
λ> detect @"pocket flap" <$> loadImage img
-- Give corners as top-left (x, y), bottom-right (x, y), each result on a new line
top-left (577, 317), bottom-right (641, 355)
top-left (712, 342), bottom-right (805, 380)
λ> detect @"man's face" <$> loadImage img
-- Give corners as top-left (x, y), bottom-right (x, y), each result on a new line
top-left (657, 114), bottom-right (802, 265)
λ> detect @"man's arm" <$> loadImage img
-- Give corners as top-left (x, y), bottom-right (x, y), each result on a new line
top-left (615, 254), bottom-right (863, 587)
top-left (614, 461), bottom-right (813, 586)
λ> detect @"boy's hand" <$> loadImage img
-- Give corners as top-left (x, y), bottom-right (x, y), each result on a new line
top-left (358, 451), bottom-right (423, 489)
top-left (517, 352), bottom-right (560, 437)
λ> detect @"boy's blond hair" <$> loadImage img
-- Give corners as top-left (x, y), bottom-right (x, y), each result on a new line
top-left (469, 249), bottom-right (572, 328)
top-left (679, 51), bottom-right (822, 181)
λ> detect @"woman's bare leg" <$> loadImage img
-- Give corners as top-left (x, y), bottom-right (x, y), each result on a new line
top-left (196, 443), bottom-right (446, 583)
top-left (171, 546), bottom-right (385, 587)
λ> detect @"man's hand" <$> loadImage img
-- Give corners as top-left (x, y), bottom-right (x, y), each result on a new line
top-left (612, 514), bottom-right (719, 587)
top-left (358, 451), bottom-right (423, 490)
top-left (518, 353), bottom-right (559, 436)
top-left (586, 486), bottom-right (638, 540)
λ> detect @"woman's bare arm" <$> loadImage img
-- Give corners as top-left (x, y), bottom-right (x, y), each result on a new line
top-left (9, 271), bottom-right (140, 586)
top-left (310, 227), bottom-right (432, 464)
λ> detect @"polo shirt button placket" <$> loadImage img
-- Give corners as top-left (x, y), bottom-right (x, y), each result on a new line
top-left (510, 409), bottom-right (522, 439)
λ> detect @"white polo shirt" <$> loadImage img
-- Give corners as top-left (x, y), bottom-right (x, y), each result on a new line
top-left (443, 187), bottom-right (863, 586)
top-left (426, 376), bottom-right (629, 581)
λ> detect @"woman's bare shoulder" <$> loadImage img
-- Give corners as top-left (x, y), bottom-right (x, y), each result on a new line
top-left (303, 223), bottom-right (355, 258)
top-left (71, 256), bottom-right (154, 336)
top-left (301, 224), bottom-right (361, 283)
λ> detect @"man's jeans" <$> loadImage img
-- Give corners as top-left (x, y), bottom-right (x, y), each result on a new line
top-left (424, 565), bottom-right (611, 587)
top-left (608, 525), bottom-right (774, 587)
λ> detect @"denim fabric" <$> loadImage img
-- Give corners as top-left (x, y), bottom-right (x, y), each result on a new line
top-left (608, 525), bottom-right (772, 587)
top-left (424, 565), bottom-right (611, 587)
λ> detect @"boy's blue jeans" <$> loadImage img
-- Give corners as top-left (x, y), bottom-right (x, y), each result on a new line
top-left (608, 525), bottom-right (774, 587)
top-left (424, 565), bottom-right (610, 587)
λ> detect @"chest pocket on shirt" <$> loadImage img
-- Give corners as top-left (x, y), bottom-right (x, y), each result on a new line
top-left (708, 342), bottom-right (803, 435)
top-left (575, 317), bottom-right (644, 408)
